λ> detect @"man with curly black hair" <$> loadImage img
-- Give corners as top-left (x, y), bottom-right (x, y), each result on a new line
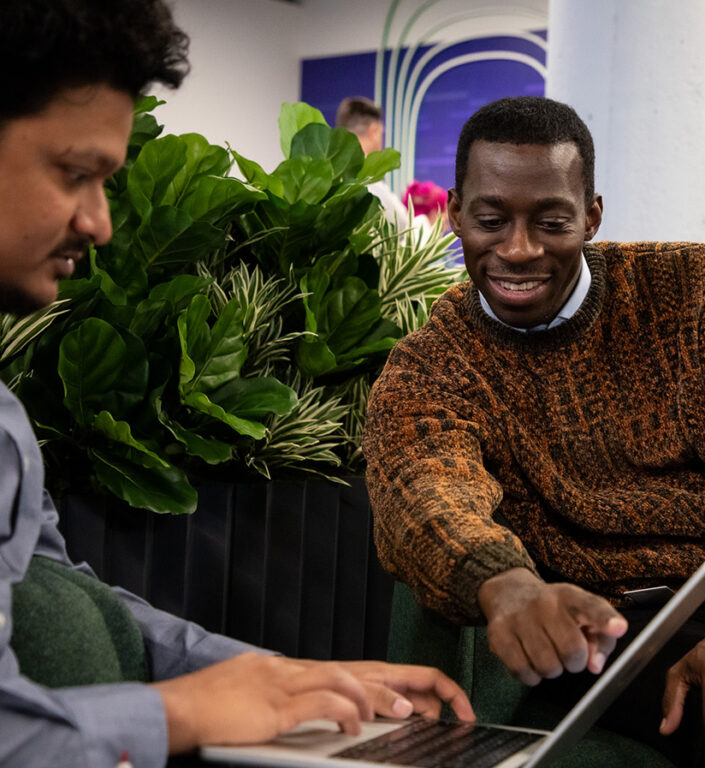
top-left (0, 2), bottom-right (473, 766)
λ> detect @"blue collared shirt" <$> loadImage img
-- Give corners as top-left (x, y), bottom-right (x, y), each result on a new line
top-left (0, 381), bottom-right (266, 768)
top-left (478, 253), bottom-right (591, 332)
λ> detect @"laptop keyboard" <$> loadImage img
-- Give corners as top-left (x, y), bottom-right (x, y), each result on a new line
top-left (332, 718), bottom-right (540, 767)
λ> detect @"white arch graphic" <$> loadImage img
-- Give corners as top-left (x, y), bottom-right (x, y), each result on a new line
top-left (374, 1), bottom-right (547, 193)
top-left (395, 33), bottom-right (546, 188)
top-left (403, 51), bottom-right (547, 190)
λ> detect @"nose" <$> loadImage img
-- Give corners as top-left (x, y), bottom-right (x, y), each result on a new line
top-left (495, 222), bottom-right (543, 265)
top-left (71, 185), bottom-right (113, 245)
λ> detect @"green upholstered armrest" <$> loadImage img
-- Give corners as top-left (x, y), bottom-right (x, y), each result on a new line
top-left (387, 581), bottom-right (675, 768)
top-left (11, 556), bottom-right (148, 688)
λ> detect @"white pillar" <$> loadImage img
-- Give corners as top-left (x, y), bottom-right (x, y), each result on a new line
top-left (546, 0), bottom-right (705, 241)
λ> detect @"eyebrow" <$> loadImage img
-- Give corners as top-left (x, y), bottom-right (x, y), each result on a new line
top-left (470, 195), bottom-right (577, 212)
top-left (57, 147), bottom-right (125, 176)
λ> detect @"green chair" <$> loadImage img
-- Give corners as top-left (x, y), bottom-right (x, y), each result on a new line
top-left (387, 581), bottom-right (675, 768)
top-left (11, 555), bottom-right (149, 687)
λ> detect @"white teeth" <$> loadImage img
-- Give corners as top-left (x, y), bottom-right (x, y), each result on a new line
top-left (498, 280), bottom-right (542, 292)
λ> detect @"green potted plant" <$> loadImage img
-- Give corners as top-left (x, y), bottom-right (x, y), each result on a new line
top-left (0, 98), bottom-right (465, 658)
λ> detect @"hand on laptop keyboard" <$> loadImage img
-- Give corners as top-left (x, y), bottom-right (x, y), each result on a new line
top-left (152, 652), bottom-right (474, 755)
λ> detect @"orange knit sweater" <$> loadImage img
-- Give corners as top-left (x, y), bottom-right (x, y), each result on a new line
top-left (363, 242), bottom-right (705, 624)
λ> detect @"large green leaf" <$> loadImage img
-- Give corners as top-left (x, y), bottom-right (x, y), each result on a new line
top-left (178, 175), bottom-right (266, 223)
top-left (149, 274), bottom-right (213, 306)
top-left (91, 447), bottom-right (197, 515)
top-left (178, 296), bottom-right (247, 393)
top-left (295, 338), bottom-right (337, 377)
top-left (319, 277), bottom-right (383, 354)
top-left (89, 250), bottom-right (127, 306)
top-left (177, 294), bottom-right (210, 386)
top-left (58, 319), bottom-right (148, 426)
top-left (279, 102), bottom-right (327, 158)
top-left (290, 124), bottom-right (364, 182)
top-left (135, 207), bottom-right (227, 266)
top-left (193, 299), bottom-right (247, 392)
top-left (316, 188), bottom-right (377, 248)
top-left (156, 403), bottom-right (234, 464)
top-left (299, 268), bottom-right (331, 333)
top-left (182, 390), bottom-right (267, 440)
top-left (162, 133), bottom-right (231, 208)
top-left (357, 148), bottom-right (401, 184)
top-left (231, 150), bottom-right (270, 189)
top-left (211, 376), bottom-right (297, 419)
top-left (127, 135), bottom-right (186, 217)
top-left (271, 157), bottom-right (334, 205)
top-left (92, 410), bottom-right (168, 466)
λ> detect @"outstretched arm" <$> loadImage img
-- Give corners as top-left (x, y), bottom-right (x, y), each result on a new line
top-left (363, 321), bottom-right (538, 625)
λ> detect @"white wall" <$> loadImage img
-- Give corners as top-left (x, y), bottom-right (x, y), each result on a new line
top-left (293, 0), bottom-right (547, 58)
top-left (154, 0), bottom-right (548, 172)
top-left (154, 0), bottom-right (300, 172)
top-left (547, 0), bottom-right (705, 241)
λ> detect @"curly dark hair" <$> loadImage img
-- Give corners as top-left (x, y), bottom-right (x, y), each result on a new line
top-left (454, 96), bottom-right (595, 204)
top-left (0, 0), bottom-right (190, 121)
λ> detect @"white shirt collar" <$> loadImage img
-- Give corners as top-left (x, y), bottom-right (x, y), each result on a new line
top-left (478, 253), bottom-right (591, 333)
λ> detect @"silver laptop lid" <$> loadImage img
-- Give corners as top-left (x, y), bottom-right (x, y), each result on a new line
top-left (524, 560), bottom-right (705, 767)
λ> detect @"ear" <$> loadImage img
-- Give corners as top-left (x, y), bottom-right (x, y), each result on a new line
top-left (584, 194), bottom-right (603, 241)
top-left (447, 188), bottom-right (463, 237)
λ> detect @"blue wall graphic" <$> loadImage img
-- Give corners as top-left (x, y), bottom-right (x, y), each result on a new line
top-left (301, 32), bottom-right (546, 195)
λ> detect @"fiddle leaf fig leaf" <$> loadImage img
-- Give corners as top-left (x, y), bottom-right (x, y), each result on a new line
top-left (357, 148), bottom-right (401, 184)
top-left (58, 319), bottom-right (148, 426)
top-left (92, 410), bottom-right (168, 467)
top-left (290, 124), bottom-right (365, 181)
top-left (89, 250), bottom-right (127, 306)
top-left (231, 149), bottom-right (270, 189)
top-left (177, 296), bottom-right (247, 393)
top-left (279, 102), bottom-right (327, 158)
top-left (127, 135), bottom-right (186, 217)
top-left (295, 338), bottom-right (337, 377)
top-left (162, 133), bottom-right (232, 208)
top-left (319, 276), bottom-right (382, 354)
top-left (178, 175), bottom-right (266, 223)
top-left (135, 207), bottom-right (227, 266)
top-left (210, 376), bottom-right (297, 419)
top-left (182, 390), bottom-right (267, 440)
top-left (271, 157), bottom-right (334, 205)
top-left (156, 404), bottom-right (234, 464)
top-left (91, 447), bottom-right (197, 515)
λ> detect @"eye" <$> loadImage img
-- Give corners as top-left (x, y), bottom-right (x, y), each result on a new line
top-left (476, 216), bottom-right (505, 231)
top-left (60, 165), bottom-right (93, 186)
top-left (539, 217), bottom-right (570, 232)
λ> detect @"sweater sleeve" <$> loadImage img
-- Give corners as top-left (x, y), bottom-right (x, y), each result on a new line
top-left (362, 298), bottom-right (538, 624)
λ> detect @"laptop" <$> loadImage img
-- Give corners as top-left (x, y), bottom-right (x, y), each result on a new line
top-left (201, 560), bottom-right (705, 768)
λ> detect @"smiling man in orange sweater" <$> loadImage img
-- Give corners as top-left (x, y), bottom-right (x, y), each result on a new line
top-left (364, 96), bottom-right (705, 767)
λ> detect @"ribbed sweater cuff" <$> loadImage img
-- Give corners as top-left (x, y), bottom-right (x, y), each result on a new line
top-left (451, 545), bottom-right (539, 623)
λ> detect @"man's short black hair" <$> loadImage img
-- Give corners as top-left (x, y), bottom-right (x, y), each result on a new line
top-left (454, 96), bottom-right (595, 204)
top-left (0, 0), bottom-right (189, 122)
top-left (335, 97), bottom-right (383, 135)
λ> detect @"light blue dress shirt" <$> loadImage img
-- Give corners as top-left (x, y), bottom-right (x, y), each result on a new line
top-left (478, 253), bottom-right (591, 331)
top-left (0, 381), bottom-right (265, 768)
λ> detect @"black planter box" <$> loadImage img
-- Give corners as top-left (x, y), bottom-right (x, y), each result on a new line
top-left (58, 476), bottom-right (394, 661)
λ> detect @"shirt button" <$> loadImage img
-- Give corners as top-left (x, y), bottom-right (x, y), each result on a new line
top-left (0, 613), bottom-right (6, 629)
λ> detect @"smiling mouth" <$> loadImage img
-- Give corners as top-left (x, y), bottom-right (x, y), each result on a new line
top-left (496, 279), bottom-right (546, 292)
